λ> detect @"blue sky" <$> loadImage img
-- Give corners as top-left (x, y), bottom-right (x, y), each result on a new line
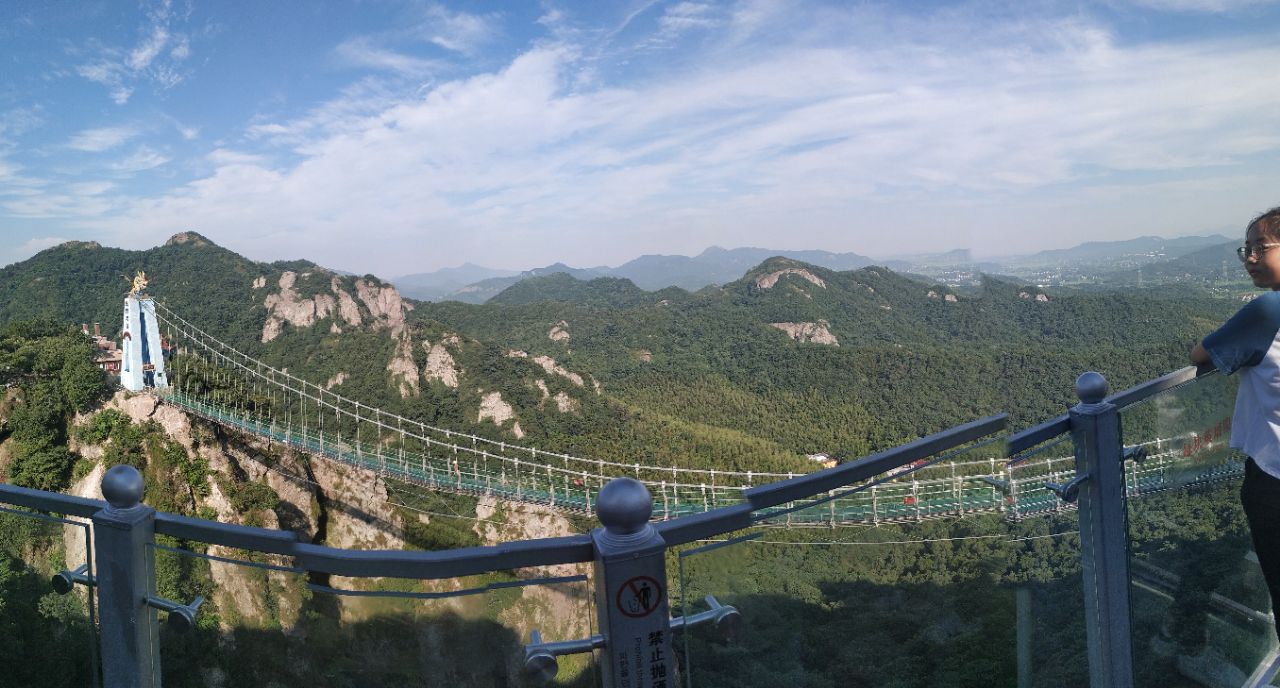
top-left (2, 0), bottom-right (1279, 276)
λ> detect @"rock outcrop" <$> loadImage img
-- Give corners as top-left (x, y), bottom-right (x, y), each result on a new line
top-left (755, 267), bottom-right (826, 290)
top-left (771, 321), bottom-right (840, 346)
top-left (478, 391), bottom-right (524, 438)
top-left (548, 321), bottom-right (570, 343)
top-left (424, 337), bottom-right (462, 388)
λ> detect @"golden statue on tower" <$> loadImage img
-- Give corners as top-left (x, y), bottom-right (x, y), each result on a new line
top-left (128, 270), bottom-right (149, 297)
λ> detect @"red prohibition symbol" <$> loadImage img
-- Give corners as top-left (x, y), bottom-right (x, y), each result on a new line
top-left (616, 575), bottom-right (663, 618)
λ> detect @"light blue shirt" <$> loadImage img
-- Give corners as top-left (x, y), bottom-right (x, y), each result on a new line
top-left (1204, 291), bottom-right (1280, 478)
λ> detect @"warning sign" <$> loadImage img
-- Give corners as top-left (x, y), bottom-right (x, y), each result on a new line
top-left (616, 575), bottom-right (663, 618)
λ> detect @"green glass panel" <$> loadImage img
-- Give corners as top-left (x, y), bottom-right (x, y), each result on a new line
top-left (1120, 372), bottom-right (1276, 685)
top-left (151, 542), bottom-right (597, 688)
top-left (675, 433), bottom-right (1053, 687)
top-left (0, 507), bottom-right (99, 687)
top-left (306, 563), bottom-right (598, 687)
top-left (1007, 436), bottom-right (1088, 687)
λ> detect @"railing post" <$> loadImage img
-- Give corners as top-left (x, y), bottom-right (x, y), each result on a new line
top-left (592, 478), bottom-right (675, 688)
top-left (92, 465), bottom-right (160, 687)
top-left (1069, 372), bottom-right (1134, 687)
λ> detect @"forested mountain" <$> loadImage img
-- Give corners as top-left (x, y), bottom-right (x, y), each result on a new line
top-left (404, 246), bottom-right (877, 302)
top-left (0, 234), bottom-right (1239, 470)
top-left (0, 233), bottom-right (1252, 687)
top-left (1003, 234), bottom-right (1231, 268)
top-left (391, 263), bottom-right (520, 301)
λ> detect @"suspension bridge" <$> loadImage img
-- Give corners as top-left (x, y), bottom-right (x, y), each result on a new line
top-left (145, 301), bottom-right (1243, 526)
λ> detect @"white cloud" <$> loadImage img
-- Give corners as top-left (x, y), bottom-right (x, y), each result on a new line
top-left (0, 106), bottom-right (44, 140)
top-left (0, 236), bottom-right (74, 270)
top-left (1130, 0), bottom-right (1280, 11)
top-left (70, 181), bottom-right (115, 196)
top-left (65, 7), bottom-right (1280, 271)
top-left (127, 25), bottom-right (169, 70)
top-left (74, 0), bottom-right (192, 104)
top-left (336, 38), bottom-right (442, 75)
top-left (207, 149), bottom-right (269, 166)
top-left (67, 126), bottom-right (138, 152)
top-left (169, 35), bottom-right (190, 61)
top-left (658, 2), bottom-right (719, 34)
top-left (417, 4), bottom-right (498, 55)
top-left (110, 147), bottom-right (170, 173)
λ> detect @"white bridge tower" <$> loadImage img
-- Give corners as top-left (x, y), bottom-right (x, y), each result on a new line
top-left (120, 271), bottom-right (169, 392)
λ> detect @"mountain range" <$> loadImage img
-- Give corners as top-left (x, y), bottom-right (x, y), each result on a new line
top-left (394, 235), bottom-right (1233, 303)
top-left (0, 231), bottom-right (1241, 470)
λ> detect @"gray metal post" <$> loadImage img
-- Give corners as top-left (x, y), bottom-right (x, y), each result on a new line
top-left (592, 478), bottom-right (676, 688)
top-left (92, 465), bottom-right (160, 688)
top-left (1070, 372), bottom-right (1134, 687)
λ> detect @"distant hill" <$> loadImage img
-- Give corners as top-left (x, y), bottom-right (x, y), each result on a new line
top-left (419, 247), bottom-right (876, 303)
top-left (608, 246), bottom-right (876, 291)
top-left (445, 263), bottom-right (610, 304)
top-left (489, 273), bottom-right (690, 309)
top-left (0, 232), bottom-right (1242, 474)
top-left (393, 263), bottom-right (519, 301)
top-left (1008, 235), bottom-right (1231, 267)
top-left (1121, 241), bottom-right (1241, 284)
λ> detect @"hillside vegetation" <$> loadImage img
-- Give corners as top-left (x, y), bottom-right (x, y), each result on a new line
top-left (0, 234), bottom-right (1256, 686)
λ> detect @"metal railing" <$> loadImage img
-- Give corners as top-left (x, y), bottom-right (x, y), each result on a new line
top-left (2, 364), bottom-right (1275, 687)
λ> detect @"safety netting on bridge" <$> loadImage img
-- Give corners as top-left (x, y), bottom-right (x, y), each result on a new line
top-left (151, 301), bottom-right (1246, 525)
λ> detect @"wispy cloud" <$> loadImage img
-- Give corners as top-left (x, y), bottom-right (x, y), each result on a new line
top-left (61, 3), bottom-right (1280, 268)
top-left (658, 3), bottom-right (719, 35)
top-left (0, 236), bottom-right (74, 270)
top-left (1130, 0), bottom-right (1280, 12)
top-left (110, 147), bottom-right (170, 173)
top-left (416, 4), bottom-right (498, 55)
top-left (335, 37), bottom-right (443, 75)
top-left (67, 126), bottom-right (138, 152)
top-left (73, 0), bottom-right (192, 104)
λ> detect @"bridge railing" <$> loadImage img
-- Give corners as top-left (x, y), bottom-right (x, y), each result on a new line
top-left (1, 364), bottom-right (1275, 686)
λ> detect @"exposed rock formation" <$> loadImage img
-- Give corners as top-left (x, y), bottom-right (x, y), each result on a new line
top-left (771, 321), bottom-right (840, 346)
top-left (548, 321), bottom-right (570, 343)
top-left (478, 391), bottom-right (524, 438)
top-left (473, 497), bottom-right (591, 654)
top-left (552, 391), bottom-right (578, 413)
top-left (424, 338), bottom-right (462, 388)
top-left (355, 279), bottom-right (409, 333)
top-left (333, 277), bottom-right (362, 328)
top-left (325, 372), bottom-right (349, 389)
top-left (388, 335), bottom-right (421, 398)
top-left (755, 267), bottom-right (826, 290)
top-left (165, 231), bottom-right (211, 246)
top-left (509, 351), bottom-right (584, 387)
top-left (261, 272), bottom-right (409, 343)
top-left (262, 272), bottom-right (336, 342)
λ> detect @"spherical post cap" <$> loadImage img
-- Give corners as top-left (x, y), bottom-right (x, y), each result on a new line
top-left (51, 571), bottom-right (75, 595)
top-left (524, 651), bottom-right (559, 685)
top-left (101, 465), bottom-right (145, 509)
top-left (596, 478), bottom-right (653, 534)
top-left (1075, 371), bottom-right (1109, 405)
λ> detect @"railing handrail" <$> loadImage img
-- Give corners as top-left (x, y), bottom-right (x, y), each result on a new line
top-left (0, 483), bottom-right (105, 518)
top-left (1006, 364), bottom-right (1216, 458)
top-left (0, 413), bottom-right (1008, 578)
top-left (0, 365), bottom-right (1217, 581)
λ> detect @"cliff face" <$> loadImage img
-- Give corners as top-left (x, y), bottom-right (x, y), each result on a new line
top-left (64, 390), bottom-right (587, 648)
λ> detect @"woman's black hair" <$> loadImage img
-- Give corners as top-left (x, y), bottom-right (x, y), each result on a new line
top-left (1248, 206), bottom-right (1280, 240)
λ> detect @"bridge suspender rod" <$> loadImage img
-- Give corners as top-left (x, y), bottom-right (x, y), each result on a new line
top-left (154, 303), bottom-right (807, 484)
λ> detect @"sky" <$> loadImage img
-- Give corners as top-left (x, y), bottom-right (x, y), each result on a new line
top-left (2, 0), bottom-right (1279, 277)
